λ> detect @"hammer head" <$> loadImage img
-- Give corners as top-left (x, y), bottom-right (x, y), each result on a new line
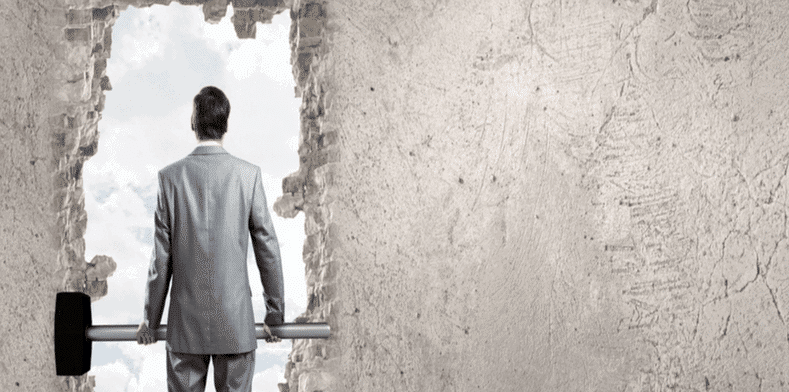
top-left (55, 291), bottom-right (92, 376)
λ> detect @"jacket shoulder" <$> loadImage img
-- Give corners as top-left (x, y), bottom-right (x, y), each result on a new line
top-left (158, 153), bottom-right (260, 178)
top-left (157, 158), bottom-right (186, 178)
top-left (223, 155), bottom-right (262, 179)
top-left (226, 155), bottom-right (259, 170)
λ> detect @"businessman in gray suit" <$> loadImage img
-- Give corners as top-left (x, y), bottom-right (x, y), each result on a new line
top-left (135, 86), bottom-right (285, 392)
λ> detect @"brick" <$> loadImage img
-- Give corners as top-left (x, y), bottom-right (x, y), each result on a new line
top-left (253, 8), bottom-right (276, 23)
top-left (304, 214), bottom-right (320, 235)
top-left (95, 94), bottom-right (105, 112)
top-left (91, 21), bottom-right (105, 43)
top-left (66, 9), bottom-right (92, 26)
top-left (294, 51), bottom-right (314, 82)
top-left (313, 163), bottom-right (336, 187)
top-left (52, 188), bottom-right (70, 211)
top-left (232, 15), bottom-right (256, 38)
top-left (298, 2), bottom-right (324, 19)
top-left (298, 17), bottom-right (322, 38)
top-left (231, 0), bottom-right (285, 8)
top-left (86, 255), bottom-right (117, 281)
top-left (304, 233), bottom-right (321, 254)
top-left (232, 0), bottom-right (257, 8)
top-left (65, 27), bottom-right (92, 42)
top-left (63, 270), bottom-right (87, 292)
top-left (273, 193), bottom-right (304, 218)
top-left (317, 131), bottom-right (337, 148)
top-left (92, 5), bottom-right (116, 21)
top-left (318, 263), bottom-right (334, 281)
top-left (99, 75), bottom-right (111, 91)
top-left (304, 98), bottom-right (323, 119)
top-left (68, 160), bottom-right (82, 182)
top-left (297, 35), bottom-right (321, 48)
top-left (93, 58), bottom-right (106, 76)
top-left (90, 43), bottom-right (103, 56)
top-left (103, 26), bottom-right (112, 51)
top-left (202, 0), bottom-right (228, 23)
top-left (59, 78), bottom-right (90, 102)
top-left (302, 251), bottom-right (319, 272)
top-left (85, 278), bottom-right (108, 299)
top-left (306, 292), bottom-right (319, 311)
top-left (49, 114), bottom-right (67, 128)
top-left (73, 209), bottom-right (87, 238)
top-left (79, 140), bottom-right (97, 158)
top-left (282, 174), bottom-right (303, 194)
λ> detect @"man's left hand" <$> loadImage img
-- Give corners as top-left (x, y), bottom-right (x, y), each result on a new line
top-left (136, 321), bottom-right (157, 345)
top-left (261, 324), bottom-right (281, 343)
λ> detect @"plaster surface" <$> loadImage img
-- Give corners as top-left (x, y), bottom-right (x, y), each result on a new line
top-left (280, 0), bottom-right (789, 390)
top-left (3, 0), bottom-right (789, 391)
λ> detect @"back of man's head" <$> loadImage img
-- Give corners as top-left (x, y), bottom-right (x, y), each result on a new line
top-left (193, 86), bottom-right (230, 140)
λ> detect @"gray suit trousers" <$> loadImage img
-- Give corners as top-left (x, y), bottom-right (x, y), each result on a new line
top-left (166, 349), bottom-right (255, 392)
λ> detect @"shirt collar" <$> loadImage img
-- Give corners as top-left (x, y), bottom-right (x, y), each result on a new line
top-left (198, 139), bottom-right (223, 147)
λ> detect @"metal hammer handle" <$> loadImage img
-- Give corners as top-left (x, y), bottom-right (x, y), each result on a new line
top-left (86, 322), bottom-right (331, 341)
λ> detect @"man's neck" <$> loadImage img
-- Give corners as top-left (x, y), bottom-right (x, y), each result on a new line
top-left (198, 139), bottom-right (223, 147)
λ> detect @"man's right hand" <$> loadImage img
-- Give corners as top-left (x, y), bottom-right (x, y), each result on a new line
top-left (136, 321), bottom-right (157, 345)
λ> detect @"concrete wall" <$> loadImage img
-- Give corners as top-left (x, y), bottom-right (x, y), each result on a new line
top-left (0, 0), bottom-right (97, 389)
top-left (278, 0), bottom-right (789, 391)
top-left (3, 0), bottom-right (789, 390)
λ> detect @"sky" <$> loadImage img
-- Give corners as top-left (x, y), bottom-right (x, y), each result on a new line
top-left (81, 4), bottom-right (304, 391)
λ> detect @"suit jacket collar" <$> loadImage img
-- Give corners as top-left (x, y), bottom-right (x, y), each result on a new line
top-left (189, 145), bottom-right (228, 155)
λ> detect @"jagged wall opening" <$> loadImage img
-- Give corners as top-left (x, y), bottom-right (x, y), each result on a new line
top-left (57, 1), bottom-right (325, 390)
top-left (77, 3), bottom-right (310, 390)
top-left (0, 0), bottom-right (326, 390)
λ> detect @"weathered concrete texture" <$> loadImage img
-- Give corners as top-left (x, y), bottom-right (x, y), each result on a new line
top-left (0, 0), bottom-right (119, 388)
top-left (0, 0), bottom-right (83, 390)
top-left (277, 0), bottom-right (789, 391)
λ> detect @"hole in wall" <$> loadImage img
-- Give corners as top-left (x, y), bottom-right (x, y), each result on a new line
top-left (81, 3), bottom-right (304, 390)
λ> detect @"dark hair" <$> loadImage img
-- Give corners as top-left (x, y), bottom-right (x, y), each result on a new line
top-left (193, 86), bottom-right (230, 140)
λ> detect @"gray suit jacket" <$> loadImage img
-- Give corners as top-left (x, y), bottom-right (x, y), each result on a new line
top-left (144, 145), bottom-right (284, 354)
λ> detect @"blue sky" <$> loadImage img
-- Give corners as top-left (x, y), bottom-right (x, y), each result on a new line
top-left (81, 4), bottom-right (304, 391)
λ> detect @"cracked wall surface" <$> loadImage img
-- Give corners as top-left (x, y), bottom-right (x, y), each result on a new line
top-left (4, 0), bottom-right (789, 391)
top-left (276, 0), bottom-right (789, 391)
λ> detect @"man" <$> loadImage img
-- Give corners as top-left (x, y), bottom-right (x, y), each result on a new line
top-left (135, 86), bottom-right (285, 392)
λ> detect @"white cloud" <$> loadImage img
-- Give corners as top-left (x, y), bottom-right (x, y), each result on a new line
top-left (92, 359), bottom-right (134, 392)
top-left (253, 365), bottom-right (287, 392)
top-left (87, 104), bottom-right (196, 184)
top-left (286, 135), bottom-right (299, 152)
top-left (201, 10), bottom-right (294, 85)
top-left (201, 11), bottom-right (242, 52)
top-left (109, 7), bottom-right (170, 82)
top-left (108, 4), bottom-right (213, 84)
top-left (127, 349), bottom-right (168, 392)
top-left (226, 37), bottom-right (292, 85)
